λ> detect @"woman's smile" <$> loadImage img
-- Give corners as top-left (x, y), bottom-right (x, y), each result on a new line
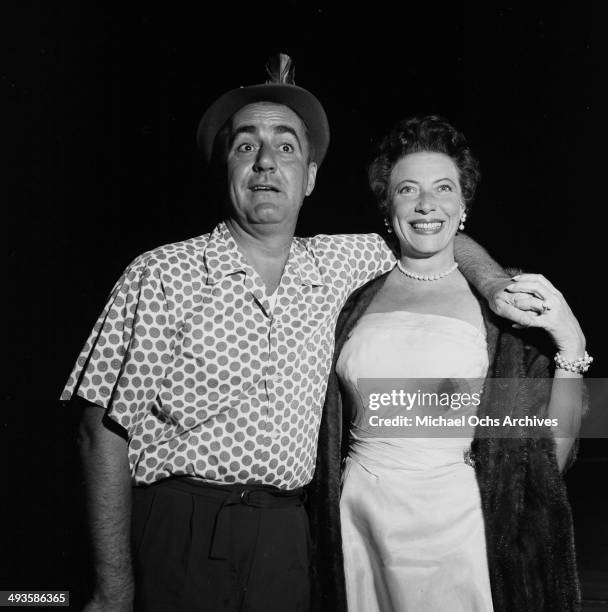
top-left (408, 218), bottom-right (445, 234)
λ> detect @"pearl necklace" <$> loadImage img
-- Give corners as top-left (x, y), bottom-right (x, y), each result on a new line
top-left (396, 260), bottom-right (458, 281)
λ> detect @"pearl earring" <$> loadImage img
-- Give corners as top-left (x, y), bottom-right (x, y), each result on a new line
top-left (384, 218), bottom-right (393, 234)
top-left (459, 210), bottom-right (467, 231)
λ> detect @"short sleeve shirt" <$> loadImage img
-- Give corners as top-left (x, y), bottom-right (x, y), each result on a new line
top-left (62, 221), bottom-right (395, 489)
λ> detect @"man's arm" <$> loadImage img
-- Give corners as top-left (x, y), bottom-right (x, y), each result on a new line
top-left (454, 233), bottom-right (534, 326)
top-left (78, 402), bottom-right (134, 612)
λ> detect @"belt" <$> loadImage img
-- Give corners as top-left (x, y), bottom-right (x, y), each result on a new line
top-left (162, 478), bottom-right (306, 559)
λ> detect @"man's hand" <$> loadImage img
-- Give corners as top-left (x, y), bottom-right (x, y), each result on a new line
top-left (503, 273), bottom-right (586, 354)
top-left (490, 274), bottom-right (586, 352)
top-left (486, 277), bottom-right (539, 326)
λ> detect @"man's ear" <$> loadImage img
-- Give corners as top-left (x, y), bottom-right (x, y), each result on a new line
top-left (305, 162), bottom-right (318, 196)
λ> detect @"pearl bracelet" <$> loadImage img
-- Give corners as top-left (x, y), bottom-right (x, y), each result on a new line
top-left (554, 350), bottom-right (594, 374)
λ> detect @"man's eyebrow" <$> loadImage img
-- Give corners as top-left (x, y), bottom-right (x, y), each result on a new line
top-left (273, 125), bottom-right (303, 150)
top-left (229, 125), bottom-right (257, 148)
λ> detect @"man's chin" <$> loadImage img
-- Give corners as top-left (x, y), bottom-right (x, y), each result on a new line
top-left (250, 202), bottom-right (286, 224)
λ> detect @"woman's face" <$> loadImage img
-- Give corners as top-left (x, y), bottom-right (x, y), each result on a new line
top-left (388, 151), bottom-right (464, 258)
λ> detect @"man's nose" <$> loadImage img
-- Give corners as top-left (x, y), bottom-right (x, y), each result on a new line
top-left (415, 192), bottom-right (435, 213)
top-left (253, 143), bottom-right (276, 172)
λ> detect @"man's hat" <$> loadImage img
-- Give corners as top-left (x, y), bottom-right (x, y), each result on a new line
top-left (197, 54), bottom-right (330, 166)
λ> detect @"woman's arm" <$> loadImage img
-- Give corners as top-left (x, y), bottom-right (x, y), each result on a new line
top-left (548, 357), bottom-right (585, 471)
top-left (506, 273), bottom-right (588, 470)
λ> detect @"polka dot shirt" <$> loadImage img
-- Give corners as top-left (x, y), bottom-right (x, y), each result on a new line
top-left (62, 221), bottom-right (395, 489)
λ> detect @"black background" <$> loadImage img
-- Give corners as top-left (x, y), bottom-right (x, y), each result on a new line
top-left (4, 3), bottom-right (604, 607)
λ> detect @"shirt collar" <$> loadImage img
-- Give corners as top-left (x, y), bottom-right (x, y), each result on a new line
top-left (204, 221), bottom-right (324, 286)
top-left (204, 221), bottom-right (248, 284)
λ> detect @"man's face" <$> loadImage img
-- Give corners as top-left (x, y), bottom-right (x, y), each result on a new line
top-left (225, 102), bottom-right (317, 230)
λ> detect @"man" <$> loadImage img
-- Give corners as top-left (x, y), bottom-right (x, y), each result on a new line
top-left (62, 54), bottom-right (533, 611)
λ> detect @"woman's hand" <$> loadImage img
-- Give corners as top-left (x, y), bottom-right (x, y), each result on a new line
top-left (504, 273), bottom-right (586, 357)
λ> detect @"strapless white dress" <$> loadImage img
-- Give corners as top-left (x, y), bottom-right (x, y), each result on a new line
top-left (337, 311), bottom-right (494, 612)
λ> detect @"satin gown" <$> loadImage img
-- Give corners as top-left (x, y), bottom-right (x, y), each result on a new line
top-left (336, 311), bottom-right (494, 612)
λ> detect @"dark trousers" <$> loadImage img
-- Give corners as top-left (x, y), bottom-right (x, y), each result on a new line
top-left (131, 478), bottom-right (311, 612)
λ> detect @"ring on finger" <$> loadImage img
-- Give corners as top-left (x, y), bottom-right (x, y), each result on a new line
top-left (541, 301), bottom-right (552, 313)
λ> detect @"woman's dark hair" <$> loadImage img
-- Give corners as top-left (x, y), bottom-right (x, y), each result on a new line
top-left (368, 115), bottom-right (481, 217)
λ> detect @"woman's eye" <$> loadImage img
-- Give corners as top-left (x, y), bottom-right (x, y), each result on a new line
top-left (437, 184), bottom-right (453, 192)
top-left (280, 143), bottom-right (294, 153)
top-left (399, 185), bottom-right (417, 194)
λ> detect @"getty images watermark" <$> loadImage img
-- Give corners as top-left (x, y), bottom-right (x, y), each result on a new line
top-left (356, 378), bottom-right (608, 438)
top-left (367, 388), bottom-right (557, 429)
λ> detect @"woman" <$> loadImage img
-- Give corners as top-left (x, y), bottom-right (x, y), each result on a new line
top-left (308, 116), bottom-right (589, 612)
